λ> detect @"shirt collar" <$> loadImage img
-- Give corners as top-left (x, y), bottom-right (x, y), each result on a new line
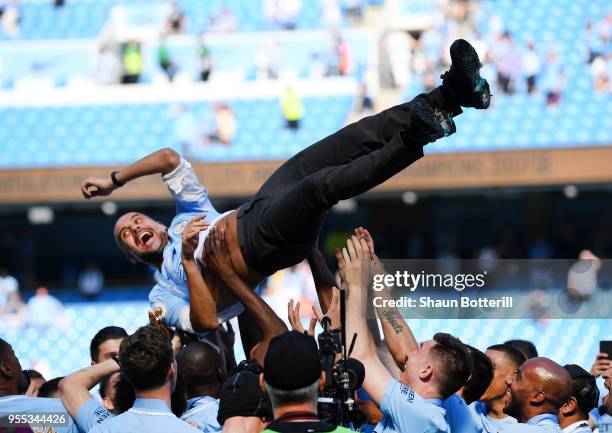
top-left (186, 396), bottom-right (217, 410)
top-left (527, 413), bottom-right (559, 426)
top-left (427, 398), bottom-right (444, 408)
top-left (131, 398), bottom-right (172, 413)
top-left (561, 420), bottom-right (590, 433)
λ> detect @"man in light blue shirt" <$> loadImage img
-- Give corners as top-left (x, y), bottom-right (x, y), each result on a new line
top-left (88, 325), bottom-right (197, 433)
top-left (0, 338), bottom-right (80, 433)
top-left (593, 363), bottom-right (612, 433)
top-left (469, 344), bottom-right (527, 433)
top-left (176, 342), bottom-right (223, 432)
top-left (342, 236), bottom-right (473, 433)
top-left (500, 357), bottom-right (572, 433)
top-left (444, 345), bottom-right (493, 433)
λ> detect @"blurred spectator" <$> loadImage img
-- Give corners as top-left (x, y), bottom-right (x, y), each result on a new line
top-left (95, 45), bottom-right (121, 85)
top-left (591, 55), bottom-right (611, 93)
top-left (264, 0), bottom-right (302, 30)
top-left (566, 249), bottom-right (601, 302)
top-left (210, 7), bottom-right (238, 33)
top-left (157, 36), bottom-right (178, 82)
top-left (541, 50), bottom-right (565, 105)
top-left (254, 41), bottom-right (280, 80)
top-left (0, 0), bottom-right (19, 37)
top-left (342, 0), bottom-right (364, 25)
top-left (166, 1), bottom-right (185, 34)
top-left (77, 260), bottom-right (104, 300)
top-left (329, 34), bottom-right (351, 76)
top-left (207, 103), bottom-right (236, 146)
top-left (280, 87), bottom-right (304, 130)
top-left (26, 287), bottom-right (64, 329)
top-left (1, 292), bottom-right (27, 330)
top-left (0, 267), bottom-right (18, 309)
top-left (120, 41), bottom-right (142, 84)
top-left (358, 82), bottom-right (375, 115)
top-left (172, 104), bottom-right (199, 158)
top-left (197, 37), bottom-right (212, 82)
top-left (321, 0), bottom-right (342, 28)
top-left (497, 32), bottom-right (521, 94)
top-left (523, 40), bottom-right (541, 94)
top-left (308, 52), bottom-right (326, 79)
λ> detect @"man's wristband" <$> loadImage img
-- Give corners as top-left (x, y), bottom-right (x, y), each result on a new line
top-left (111, 171), bottom-right (125, 187)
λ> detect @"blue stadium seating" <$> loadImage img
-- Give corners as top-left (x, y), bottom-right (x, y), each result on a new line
top-left (1, 286), bottom-right (610, 379)
top-left (0, 96), bottom-right (355, 167)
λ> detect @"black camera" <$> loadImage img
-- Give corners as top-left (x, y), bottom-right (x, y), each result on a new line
top-left (317, 314), bottom-right (366, 428)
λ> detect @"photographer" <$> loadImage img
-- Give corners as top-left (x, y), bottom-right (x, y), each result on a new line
top-left (259, 331), bottom-right (353, 433)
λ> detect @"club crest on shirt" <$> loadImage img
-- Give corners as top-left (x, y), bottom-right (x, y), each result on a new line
top-left (173, 221), bottom-right (188, 236)
top-left (399, 384), bottom-right (415, 403)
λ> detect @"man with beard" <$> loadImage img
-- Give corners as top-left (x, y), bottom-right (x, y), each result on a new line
top-left (470, 344), bottom-right (527, 432)
top-left (0, 338), bottom-right (80, 433)
top-left (502, 357), bottom-right (572, 432)
top-left (81, 39), bottom-right (491, 334)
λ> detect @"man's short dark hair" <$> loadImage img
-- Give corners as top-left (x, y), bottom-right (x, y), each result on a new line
top-left (176, 342), bottom-right (222, 398)
top-left (487, 344), bottom-right (527, 368)
top-left (90, 326), bottom-right (128, 362)
top-left (431, 333), bottom-right (473, 399)
top-left (113, 374), bottom-right (136, 414)
top-left (462, 346), bottom-right (493, 404)
top-left (504, 340), bottom-right (538, 360)
top-left (38, 377), bottom-right (63, 398)
top-left (119, 325), bottom-right (173, 391)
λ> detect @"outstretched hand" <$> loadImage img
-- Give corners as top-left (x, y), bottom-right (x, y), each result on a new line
top-left (336, 235), bottom-right (371, 292)
top-left (81, 175), bottom-right (117, 199)
top-left (181, 215), bottom-right (209, 260)
top-left (148, 310), bottom-right (183, 354)
top-left (288, 299), bottom-right (317, 336)
top-left (312, 286), bottom-right (341, 330)
top-left (203, 227), bottom-right (235, 280)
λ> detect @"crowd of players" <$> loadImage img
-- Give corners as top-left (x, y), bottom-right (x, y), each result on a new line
top-left (1, 227), bottom-right (611, 433)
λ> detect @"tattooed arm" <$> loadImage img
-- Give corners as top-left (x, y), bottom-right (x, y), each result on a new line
top-left (355, 227), bottom-right (418, 371)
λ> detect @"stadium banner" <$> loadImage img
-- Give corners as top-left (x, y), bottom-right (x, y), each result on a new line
top-left (0, 146), bottom-right (611, 203)
top-left (364, 259), bottom-right (611, 319)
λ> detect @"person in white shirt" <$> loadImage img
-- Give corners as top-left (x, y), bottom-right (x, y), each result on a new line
top-left (558, 364), bottom-right (599, 433)
top-left (26, 286), bottom-right (63, 329)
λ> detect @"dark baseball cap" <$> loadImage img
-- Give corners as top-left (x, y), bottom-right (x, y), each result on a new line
top-left (217, 368), bottom-right (272, 425)
top-left (263, 331), bottom-right (322, 391)
top-left (563, 364), bottom-right (600, 413)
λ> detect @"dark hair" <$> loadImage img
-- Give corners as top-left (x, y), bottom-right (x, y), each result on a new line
top-left (119, 325), bottom-right (173, 391)
top-left (23, 369), bottom-right (45, 381)
top-left (431, 333), bottom-right (473, 399)
top-left (113, 374), bottom-right (136, 414)
top-left (462, 346), bottom-right (493, 404)
top-left (504, 340), bottom-right (538, 360)
top-left (487, 344), bottom-right (527, 368)
top-left (90, 326), bottom-right (128, 362)
top-left (564, 364), bottom-right (600, 415)
top-left (176, 341), bottom-right (222, 399)
top-left (38, 377), bottom-right (64, 398)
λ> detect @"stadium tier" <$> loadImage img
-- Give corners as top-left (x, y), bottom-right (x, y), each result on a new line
top-left (0, 95), bottom-right (354, 167)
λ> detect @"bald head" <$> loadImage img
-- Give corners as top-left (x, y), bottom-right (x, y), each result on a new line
top-left (504, 357), bottom-right (572, 422)
top-left (176, 342), bottom-right (223, 399)
top-left (0, 338), bottom-right (27, 397)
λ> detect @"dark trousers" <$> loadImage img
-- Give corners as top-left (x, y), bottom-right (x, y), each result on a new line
top-left (237, 89), bottom-right (448, 275)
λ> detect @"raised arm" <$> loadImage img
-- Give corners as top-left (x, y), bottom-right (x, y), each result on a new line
top-left (81, 147), bottom-right (181, 199)
top-left (205, 227), bottom-right (287, 365)
top-left (58, 359), bottom-right (119, 422)
top-left (356, 227), bottom-right (418, 371)
top-left (182, 215), bottom-right (219, 332)
top-left (340, 235), bottom-right (392, 405)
